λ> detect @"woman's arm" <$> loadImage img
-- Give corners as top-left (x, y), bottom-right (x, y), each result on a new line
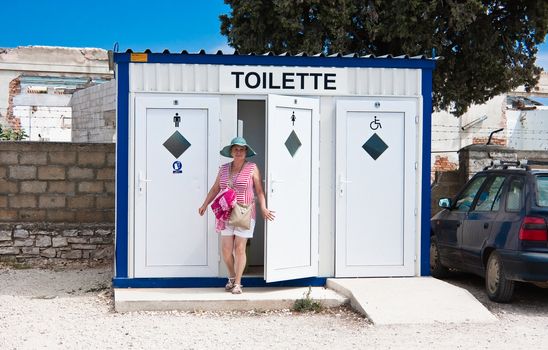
top-left (252, 165), bottom-right (275, 221)
top-left (198, 172), bottom-right (221, 216)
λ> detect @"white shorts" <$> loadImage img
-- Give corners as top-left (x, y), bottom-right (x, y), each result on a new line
top-left (220, 219), bottom-right (256, 238)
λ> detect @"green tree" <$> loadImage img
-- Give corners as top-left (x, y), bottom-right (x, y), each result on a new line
top-left (220, 0), bottom-right (548, 116)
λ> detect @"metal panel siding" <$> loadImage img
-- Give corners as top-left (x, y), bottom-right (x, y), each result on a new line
top-left (129, 63), bottom-right (421, 96)
top-left (129, 63), bottom-right (221, 92)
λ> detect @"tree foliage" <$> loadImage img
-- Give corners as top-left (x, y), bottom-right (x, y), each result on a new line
top-left (220, 0), bottom-right (548, 116)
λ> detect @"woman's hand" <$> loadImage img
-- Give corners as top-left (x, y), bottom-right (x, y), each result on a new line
top-left (198, 205), bottom-right (207, 216)
top-left (261, 207), bottom-right (275, 221)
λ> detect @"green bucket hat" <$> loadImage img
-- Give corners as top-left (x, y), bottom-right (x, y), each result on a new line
top-left (220, 137), bottom-right (257, 158)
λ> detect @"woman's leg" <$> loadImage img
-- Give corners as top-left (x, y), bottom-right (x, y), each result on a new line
top-left (233, 236), bottom-right (248, 285)
top-left (221, 236), bottom-right (236, 278)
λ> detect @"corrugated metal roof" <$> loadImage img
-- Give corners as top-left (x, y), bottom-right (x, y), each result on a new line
top-left (121, 49), bottom-right (438, 60)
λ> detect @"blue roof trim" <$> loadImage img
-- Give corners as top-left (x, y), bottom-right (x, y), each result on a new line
top-left (114, 52), bottom-right (435, 70)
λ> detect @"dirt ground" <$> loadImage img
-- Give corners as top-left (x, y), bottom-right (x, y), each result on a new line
top-left (1, 266), bottom-right (547, 350)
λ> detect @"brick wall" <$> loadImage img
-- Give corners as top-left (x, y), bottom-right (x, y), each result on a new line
top-left (71, 80), bottom-right (116, 143)
top-left (0, 141), bottom-right (114, 266)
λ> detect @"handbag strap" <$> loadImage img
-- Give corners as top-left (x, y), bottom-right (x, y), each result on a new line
top-left (228, 161), bottom-right (246, 188)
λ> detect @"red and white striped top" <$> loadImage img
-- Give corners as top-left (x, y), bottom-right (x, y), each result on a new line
top-left (219, 161), bottom-right (256, 219)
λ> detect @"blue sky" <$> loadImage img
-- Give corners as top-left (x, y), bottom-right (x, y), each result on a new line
top-left (1, 0), bottom-right (547, 69)
top-left (1, 1), bottom-right (232, 53)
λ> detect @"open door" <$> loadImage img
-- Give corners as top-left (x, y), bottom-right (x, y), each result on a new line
top-left (265, 95), bottom-right (319, 282)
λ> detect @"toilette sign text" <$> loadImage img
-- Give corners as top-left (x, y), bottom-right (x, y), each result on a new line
top-left (231, 71), bottom-right (336, 90)
top-left (219, 66), bottom-right (348, 95)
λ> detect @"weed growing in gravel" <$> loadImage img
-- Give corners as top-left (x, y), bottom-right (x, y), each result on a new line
top-left (85, 283), bottom-right (110, 293)
top-left (292, 287), bottom-right (324, 313)
top-left (0, 262), bottom-right (32, 269)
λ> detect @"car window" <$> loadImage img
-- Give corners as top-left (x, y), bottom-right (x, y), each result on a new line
top-left (506, 177), bottom-right (524, 211)
top-left (474, 176), bottom-right (505, 212)
top-left (454, 175), bottom-right (487, 212)
top-left (536, 176), bottom-right (548, 207)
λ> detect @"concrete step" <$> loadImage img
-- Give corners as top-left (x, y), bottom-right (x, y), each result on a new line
top-left (114, 287), bottom-right (348, 313)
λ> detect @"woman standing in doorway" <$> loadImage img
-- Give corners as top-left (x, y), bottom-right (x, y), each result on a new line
top-left (199, 137), bottom-right (275, 294)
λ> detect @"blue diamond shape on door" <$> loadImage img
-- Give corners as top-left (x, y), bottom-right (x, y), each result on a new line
top-left (362, 133), bottom-right (388, 160)
top-left (285, 130), bottom-right (302, 157)
top-left (163, 131), bottom-right (191, 158)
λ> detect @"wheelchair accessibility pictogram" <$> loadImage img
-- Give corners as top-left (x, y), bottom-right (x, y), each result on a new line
top-left (370, 116), bottom-right (382, 130)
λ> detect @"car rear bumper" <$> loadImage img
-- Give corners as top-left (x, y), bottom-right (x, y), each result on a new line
top-left (500, 251), bottom-right (548, 282)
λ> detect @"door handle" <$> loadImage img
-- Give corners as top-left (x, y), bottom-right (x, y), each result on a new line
top-left (338, 174), bottom-right (352, 197)
top-left (483, 223), bottom-right (489, 229)
top-left (269, 174), bottom-right (284, 194)
top-left (138, 171), bottom-right (151, 193)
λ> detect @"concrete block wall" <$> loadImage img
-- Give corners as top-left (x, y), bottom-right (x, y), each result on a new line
top-left (0, 142), bottom-right (114, 266)
top-left (71, 80), bottom-right (116, 143)
top-left (458, 144), bottom-right (548, 181)
top-left (431, 144), bottom-right (548, 217)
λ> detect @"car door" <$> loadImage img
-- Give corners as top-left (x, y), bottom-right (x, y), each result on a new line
top-left (434, 175), bottom-right (488, 268)
top-left (461, 175), bottom-right (506, 274)
top-left (489, 176), bottom-right (525, 251)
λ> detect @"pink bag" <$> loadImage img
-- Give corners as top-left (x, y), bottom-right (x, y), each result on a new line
top-left (211, 187), bottom-right (236, 221)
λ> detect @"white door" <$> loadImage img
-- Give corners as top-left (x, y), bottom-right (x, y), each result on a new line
top-left (265, 95), bottom-right (319, 282)
top-left (335, 99), bottom-right (417, 277)
top-left (134, 95), bottom-right (220, 277)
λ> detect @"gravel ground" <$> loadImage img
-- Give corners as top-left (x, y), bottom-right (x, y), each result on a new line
top-left (1, 266), bottom-right (547, 350)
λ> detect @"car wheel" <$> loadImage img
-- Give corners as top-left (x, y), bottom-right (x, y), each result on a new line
top-left (430, 236), bottom-right (449, 278)
top-left (485, 251), bottom-right (514, 303)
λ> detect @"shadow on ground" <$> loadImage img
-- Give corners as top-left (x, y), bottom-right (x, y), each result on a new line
top-left (442, 272), bottom-right (548, 316)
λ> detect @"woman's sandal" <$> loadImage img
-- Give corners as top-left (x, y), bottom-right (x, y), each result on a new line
top-left (225, 277), bottom-right (236, 291)
top-left (231, 284), bottom-right (243, 294)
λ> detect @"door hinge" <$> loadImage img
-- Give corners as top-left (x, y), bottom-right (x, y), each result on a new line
top-left (414, 162), bottom-right (418, 170)
top-left (414, 255), bottom-right (417, 262)
top-left (414, 208), bottom-right (418, 216)
top-left (415, 115), bottom-right (419, 124)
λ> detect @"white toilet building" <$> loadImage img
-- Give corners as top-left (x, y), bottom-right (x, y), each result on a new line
top-left (112, 50), bottom-right (435, 288)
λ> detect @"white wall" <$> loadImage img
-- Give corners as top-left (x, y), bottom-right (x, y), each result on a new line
top-left (14, 106), bottom-right (72, 141)
top-left (431, 95), bottom-right (507, 175)
top-left (507, 107), bottom-right (548, 150)
top-left (0, 46), bottom-right (113, 131)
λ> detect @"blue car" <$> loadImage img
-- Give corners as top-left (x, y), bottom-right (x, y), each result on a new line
top-left (430, 160), bottom-right (548, 302)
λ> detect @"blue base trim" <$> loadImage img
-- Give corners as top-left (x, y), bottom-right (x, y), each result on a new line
top-left (112, 277), bottom-right (327, 288)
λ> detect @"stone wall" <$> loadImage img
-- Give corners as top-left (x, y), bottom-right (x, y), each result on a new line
top-left (71, 80), bottom-right (116, 143)
top-left (0, 141), bottom-right (114, 266)
top-left (0, 223), bottom-right (113, 266)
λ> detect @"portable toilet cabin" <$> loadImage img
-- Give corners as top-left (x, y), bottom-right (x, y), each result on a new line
top-left (112, 50), bottom-right (435, 288)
